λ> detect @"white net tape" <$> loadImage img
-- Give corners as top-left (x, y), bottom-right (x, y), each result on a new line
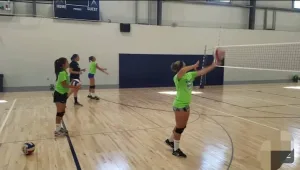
top-left (215, 42), bottom-right (300, 72)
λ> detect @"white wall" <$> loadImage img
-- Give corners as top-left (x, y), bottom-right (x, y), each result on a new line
top-left (0, 17), bottom-right (300, 88)
top-left (0, 16), bottom-right (218, 88)
top-left (98, 1), bottom-right (136, 23)
top-left (162, 2), bottom-right (249, 29)
top-left (162, 1), bottom-right (300, 31)
top-left (276, 11), bottom-right (300, 31)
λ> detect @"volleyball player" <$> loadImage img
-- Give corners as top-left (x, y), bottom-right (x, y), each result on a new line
top-left (69, 54), bottom-right (85, 106)
top-left (165, 57), bottom-right (223, 158)
top-left (54, 57), bottom-right (80, 136)
top-left (88, 56), bottom-right (109, 100)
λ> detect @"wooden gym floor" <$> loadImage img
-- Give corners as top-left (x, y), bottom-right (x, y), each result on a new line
top-left (0, 83), bottom-right (300, 170)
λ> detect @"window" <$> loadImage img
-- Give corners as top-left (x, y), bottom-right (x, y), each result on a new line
top-left (294, 0), bottom-right (300, 9)
top-left (206, 0), bottom-right (230, 3)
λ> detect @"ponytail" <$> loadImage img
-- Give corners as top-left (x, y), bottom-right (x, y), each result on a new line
top-left (54, 57), bottom-right (67, 81)
top-left (171, 61), bottom-right (185, 73)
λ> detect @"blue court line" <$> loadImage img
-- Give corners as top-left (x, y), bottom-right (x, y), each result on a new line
top-left (62, 121), bottom-right (82, 170)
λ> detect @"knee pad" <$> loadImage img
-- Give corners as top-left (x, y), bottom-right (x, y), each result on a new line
top-left (175, 126), bottom-right (186, 134)
top-left (90, 85), bottom-right (95, 89)
top-left (56, 112), bottom-right (65, 117)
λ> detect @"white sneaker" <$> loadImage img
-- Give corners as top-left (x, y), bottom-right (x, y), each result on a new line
top-left (60, 127), bottom-right (68, 133)
top-left (54, 129), bottom-right (67, 137)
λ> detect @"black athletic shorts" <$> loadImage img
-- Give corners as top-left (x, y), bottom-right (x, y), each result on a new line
top-left (173, 105), bottom-right (190, 112)
top-left (53, 91), bottom-right (68, 103)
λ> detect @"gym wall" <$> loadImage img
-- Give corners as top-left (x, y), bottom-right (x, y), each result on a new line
top-left (0, 17), bottom-right (300, 91)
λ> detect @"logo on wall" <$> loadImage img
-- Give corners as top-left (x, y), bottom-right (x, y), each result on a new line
top-left (54, 0), bottom-right (100, 21)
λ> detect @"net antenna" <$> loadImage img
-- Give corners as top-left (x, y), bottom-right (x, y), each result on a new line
top-left (199, 27), bottom-right (223, 89)
top-left (216, 42), bottom-right (300, 72)
top-left (199, 45), bottom-right (207, 89)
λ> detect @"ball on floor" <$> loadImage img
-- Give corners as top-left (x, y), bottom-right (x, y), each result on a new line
top-left (22, 142), bottom-right (35, 155)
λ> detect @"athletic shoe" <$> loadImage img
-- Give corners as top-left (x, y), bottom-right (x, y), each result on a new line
top-left (74, 102), bottom-right (83, 106)
top-left (92, 96), bottom-right (100, 100)
top-left (54, 129), bottom-right (68, 137)
top-left (60, 127), bottom-right (68, 133)
top-left (87, 95), bottom-right (92, 98)
top-left (173, 148), bottom-right (187, 158)
top-left (165, 139), bottom-right (174, 148)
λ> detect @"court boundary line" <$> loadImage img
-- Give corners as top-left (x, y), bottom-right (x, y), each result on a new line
top-left (13, 96), bottom-right (300, 118)
top-left (250, 89), bottom-right (300, 99)
top-left (101, 91), bottom-right (280, 131)
top-left (93, 97), bottom-right (233, 170)
top-left (10, 92), bottom-right (278, 167)
top-left (199, 88), bottom-right (300, 110)
top-left (135, 89), bottom-right (233, 170)
top-left (211, 87), bottom-right (300, 100)
top-left (1, 90), bottom-right (290, 170)
top-left (205, 115), bottom-right (233, 170)
top-left (194, 95), bottom-right (300, 116)
top-left (0, 99), bottom-right (17, 136)
top-left (238, 94), bottom-right (300, 110)
top-left (141, 88), bottom-right (280, 131)
top-left (191, 100), bottom-right (279, 131)
top-left (3, 95), bottom-right (283, 170)
top-left (13, 95), bottom-right (299, 119)
top-left (62, 121), bottom-right (82, 170)
top-left (193, 94), bottom-right (300, 118)
top-left (6, 95), bottom-right (296, 142)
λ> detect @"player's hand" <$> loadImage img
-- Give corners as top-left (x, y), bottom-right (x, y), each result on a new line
top-left (81, 68), bottom-right (86, 72)
top-left (215, 61), bottom-right (221, 66)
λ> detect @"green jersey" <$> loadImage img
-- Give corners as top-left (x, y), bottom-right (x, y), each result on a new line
top-left (55, 70), bottom-right (69, 94)
top-left (173, 71), bottom-right (198, 108)
top-left (89, 62), bottom-right (97, 74)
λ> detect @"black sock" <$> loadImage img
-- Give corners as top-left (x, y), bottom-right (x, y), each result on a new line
top-left (74, 97), bottom-right (78, 103)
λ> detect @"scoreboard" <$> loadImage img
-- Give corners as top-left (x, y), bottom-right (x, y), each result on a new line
top-left (54, 0), bottom-right (99, 21)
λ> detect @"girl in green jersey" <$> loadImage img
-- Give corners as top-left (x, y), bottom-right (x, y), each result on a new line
top-left (54, 57), bottom-right (80, 137)
top-left (88, 56), bottom-right (109, 100)
top-left (165, 57), bottom-right (223, 158)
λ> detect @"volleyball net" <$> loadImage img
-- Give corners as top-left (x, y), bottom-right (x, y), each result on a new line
top-left (217, 42), bottom-right (300, 72)
top-left (200, 42), bottom-right (300, 88)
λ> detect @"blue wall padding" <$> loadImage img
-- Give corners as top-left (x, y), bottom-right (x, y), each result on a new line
top-left (205, 54), bottom-right (225, 85)
top-left (119, 54), bottom-right (223, 88)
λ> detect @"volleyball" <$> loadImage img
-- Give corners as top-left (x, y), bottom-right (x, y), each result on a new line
top-left (22, 142), bottom-right (35, 155)
top-left (71, 79), bottom-right (81, 86)
top-left (215, 48), bottom-right (225, 61)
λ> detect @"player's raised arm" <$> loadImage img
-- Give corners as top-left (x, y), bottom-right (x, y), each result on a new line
top-left (177, 61), bottom-right (198, 78)
top-left (196, 62), bottom-right (217, 77)
top-left (196, 48), bottom-right (225, 77)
